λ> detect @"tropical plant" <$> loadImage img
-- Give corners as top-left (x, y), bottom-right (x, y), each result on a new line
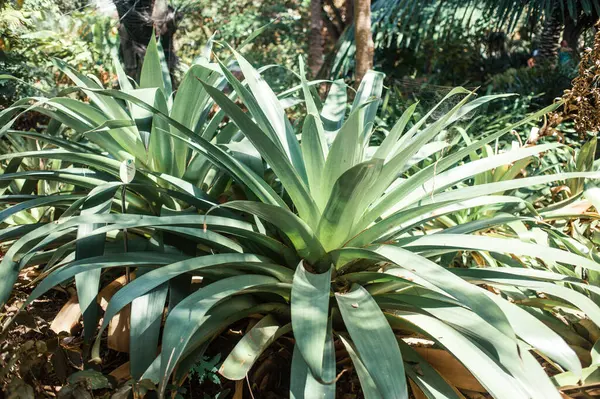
top-left (3, 35), bottom-right (600, 399)
top-left (330, 0), bottom-right (600, 79)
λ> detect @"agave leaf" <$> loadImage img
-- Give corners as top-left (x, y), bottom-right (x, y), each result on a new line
top-left (290, 317), bottom-right (336, 399)
top-left (301, 114), bottom-right (327, 208)
top-left (351, 70), bottom-right (385, 144)
top-left (231, 48), bottom-right (306, 179)
top-left (402, 234), bottom-right (600, 273)
top-left (130, 271), bottom-right (169, 379)
top-left (158, 274), bottom-right (279, 393)
top-left (386, 295), bottom-right (557, 399)
top-left (198, 80), bottom-right (320, 228)
top-left (221, 201), bottom-right (326, 264)
top-left (317, 159), bottom-right (383, 250)
top-left (391, 312), bottom-right (529, 398)
top-left (336, 284), bottom-right (408, 398)
top-left (291, 262), bottom-right (331, 380)
top-left (0, 169), bottom-right (111, 189)
top-left (170, 63), bottom-right (223, 177)
top-left (338, 334), bottom-right (382, 399)
top-left (219, 315), bottom-right (290, 380)
top-left (374, 102), bottom-right (417, 160)
top-left (396, 339), bottom-right (461, 399)
top-left (335, 245), bottom-right (515, 341)
top-left (350, 195), bottom-right (526, 246)
top-left (322, 107), bottom-right (365, 202)
top-left (358, 103), bottom-right (561, 229)
top-left (74, 183), bottom-right (118, 343)
top-left (320, 78), bottom-right (347, 132)
top-left (140, 33), bottom-right (172, 96)
top-left (0, 194), bottom-right (83, 223)
top-left (52, 59), bottom-right (147, 163)
top-left (216, 57), bottom-right (283, 148)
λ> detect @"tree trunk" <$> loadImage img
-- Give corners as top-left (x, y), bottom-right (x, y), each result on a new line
top-left (538, 10), bottom-right (563, 62)
top-left (308, 0), bottom-right (324, 77)
top-left (563, 13), bottom-right (597, 57)
top-left (343, 0), bottom-right (353, 25)
top-left (114, 0), bottom-right (178, 82)
top-left (354, 0), bottom-right (373, 84)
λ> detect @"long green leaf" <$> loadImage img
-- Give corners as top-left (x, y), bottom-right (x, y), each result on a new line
top-left (336, 284), bottom-right (408, 399)
top-left (291, 262), bottom-right (331, 380)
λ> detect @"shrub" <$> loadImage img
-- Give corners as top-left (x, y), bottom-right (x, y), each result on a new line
top-left (2, 36), bottom-right (600, 398)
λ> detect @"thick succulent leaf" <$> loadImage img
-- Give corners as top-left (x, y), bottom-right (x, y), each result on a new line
top-left (130, 269), bottom-right (169, 380)
top-left (95, 254), bottom-right (282, 346)
top-left (401, 234), bottom-right (600, 273)
top-left (142, 297), bottom-right (289, 383)
top-left (485, 290), bottom-right (582, 377)
top-left (0, 194), bottom-right (83, 223)
top-left (221, 201), bottom-right (326, 264)
top-left (387, 296), bottom-right (556, 399)
top-left (338, 334), bottom-right (381, 399)
top-left (336, 285), bottom-right (408, 399)
top-left (385, 143), bottom-right (560, 215)
top-left (291, 262), bottom-right (331, 380)
top-left (44, 86), bottom-right (286, 208)
top-left (517, 342), bottom-right (563, 399)
top-left (392, 313), bottom-right (529, 398)
top-left (428, 171), bottom-right (600, 208)
top-left (396, 339), bottom-right (461, 399)
top-left (322, 108), bottom-right (364, 202)
top-left (52, 60), bottom-right (147, 162)
top-left (25, 214), bottom-right (256, 259)
top-left (301, 114), bottom-right (327, 208)
top-left (290, 318), bottom-right (336, 399)
top-left (374, 142), bottom-right (560, 222)
top-left (198, 80), bottom-right (320, 228)
top-left (74, 183), bottom-right (119, 342)
top-left (140, 33), bottom-right (172, 96)
top-left (358, 103), bottom-right (561, 228)
top-left (231, 48), bottom-right (306, 179)
top-left (22, 253), bottom-right (186, 307)
top-left (170, 63), bottom-right (222, 177)
top-left (216, 57), bottom-right (283, 149)
top-left (351, 70), bottom-right (385, 144)
top-left (158, 275), bottom-right (279, 393)
top-left (374, 102), bottom-right (417, 161)
top-left (338, 245), bottom-right (515, 341)
top-left (219, 315), bottom-right (290, 380)
top-left (297, 58), bottom-right (328, 207)
top-left (317, 159), bottom-right (383, 250)
top-left (350, 195), bottom-right (526, 246)
top-left (320, 78), bottom-right (347, 132)
top-left (0, 169), bottom-right (111, 189)
top-left (147, 89), bottom-right (175, 175)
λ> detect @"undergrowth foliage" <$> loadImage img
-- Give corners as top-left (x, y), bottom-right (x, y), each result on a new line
top-left (1, 33), bottom-right (600, 399)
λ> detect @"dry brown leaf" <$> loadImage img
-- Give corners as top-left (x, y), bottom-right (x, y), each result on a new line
top-left (50, 295), bottom-right (81, 334)
top-left (414, 347), bottom-right (485, 392)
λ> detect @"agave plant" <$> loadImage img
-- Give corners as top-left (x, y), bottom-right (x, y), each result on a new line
top-left (3, 36), bottom-right (600, 399)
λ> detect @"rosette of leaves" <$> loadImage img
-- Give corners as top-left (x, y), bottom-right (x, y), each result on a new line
top-left (2, 36), bottom-right (600, 399)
